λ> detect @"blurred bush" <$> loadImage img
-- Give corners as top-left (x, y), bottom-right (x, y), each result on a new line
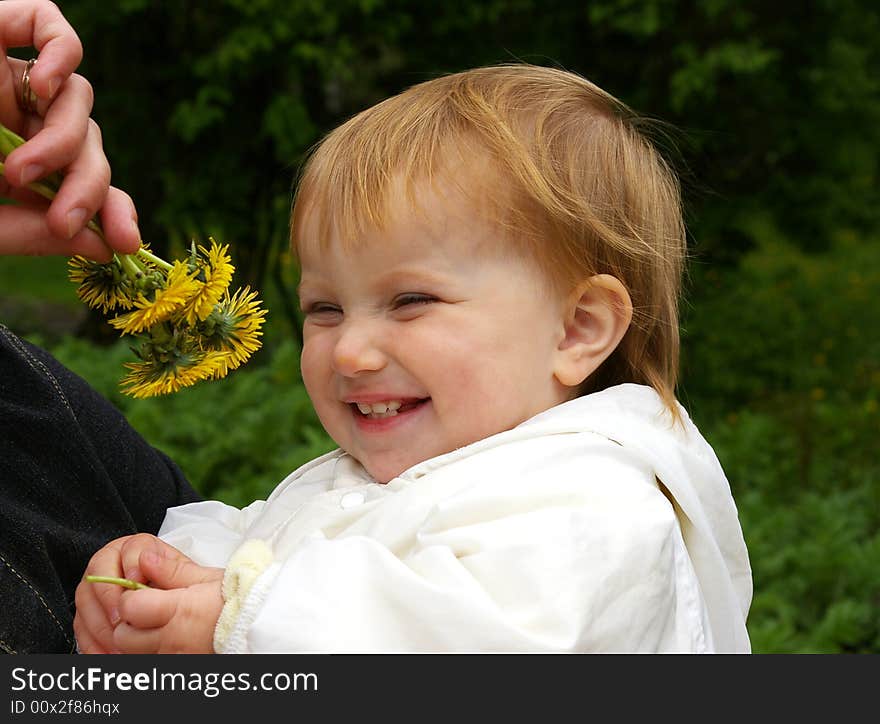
top-left (681, 228), bottom-right (879, 652)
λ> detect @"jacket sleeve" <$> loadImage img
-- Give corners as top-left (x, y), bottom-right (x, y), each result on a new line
top-left (215, 436), bottom-right (713, 653)
top-left (158, 499), bottom-right (267, 568)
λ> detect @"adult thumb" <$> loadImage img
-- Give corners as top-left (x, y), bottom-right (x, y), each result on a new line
top-left (138, 549), bottom-right (221, 590)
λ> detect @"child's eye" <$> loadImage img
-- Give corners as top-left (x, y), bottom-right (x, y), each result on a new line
top-left (303, 302), bottom-right (342, 317)
top-left (392, 293), bottom-right (436, 309)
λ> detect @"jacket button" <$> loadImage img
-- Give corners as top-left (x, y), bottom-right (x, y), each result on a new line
top-left (340, 492), bottom-right (365, 509)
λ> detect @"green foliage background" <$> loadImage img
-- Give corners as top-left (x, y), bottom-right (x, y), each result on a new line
top-left (1, 0), bottom-right (877, 652)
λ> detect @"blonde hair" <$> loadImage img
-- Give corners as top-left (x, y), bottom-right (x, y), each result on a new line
top-left (291, 64), bottom-right (686, 420)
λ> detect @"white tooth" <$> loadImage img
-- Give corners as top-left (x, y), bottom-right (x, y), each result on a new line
top-left (355, 400), bottom-right (404, 416)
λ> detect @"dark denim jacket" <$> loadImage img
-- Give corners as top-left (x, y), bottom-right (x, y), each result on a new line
top-left (0, 325), bottom-right (200, 653)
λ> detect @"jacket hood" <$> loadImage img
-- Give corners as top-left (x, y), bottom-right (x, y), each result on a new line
top-left (516, 384), bottom-right (753, 652)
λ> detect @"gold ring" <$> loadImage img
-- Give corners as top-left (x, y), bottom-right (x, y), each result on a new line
top-left (20, 58), bottom-right (39, 114)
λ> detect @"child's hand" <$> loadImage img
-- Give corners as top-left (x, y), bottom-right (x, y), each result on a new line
top-left (74, 533), bottom-right (210, 653)
top-left (74, 533), bottom-right (162, 653)
top-left (112, 548), bottom-right (224, 654)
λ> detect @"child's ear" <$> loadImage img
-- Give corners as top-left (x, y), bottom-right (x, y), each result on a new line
top-left (553, 274), bottom-right (633, 388)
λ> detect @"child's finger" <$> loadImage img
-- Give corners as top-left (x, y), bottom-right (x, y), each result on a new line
top-left (112, 622), bottom-right (162, 655)
top-left (73, 580), bottom-right (119, 654)
top-left (138, 548), bottom-right (223, 590)
top-left (82, 554), bottom-right (128, 624)
top-left (71, 624), bottom-right (101, 654)
top-left (72, 616), bottom-right (111, 655)
top-left (117, 588), bottom-right (177, 630)
top-left (84, 587), bottom-right (124, 645)
top-left (118, 533), bottom-right (163, 583)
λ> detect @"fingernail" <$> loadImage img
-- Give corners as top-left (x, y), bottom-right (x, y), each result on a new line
top-left (20, 164), bottom-right (45, 186)
top-left (48, 77), bottom-right (60, 100)
top-left (131, 218), bottom-right (142, 243)
top-left (143, 551), bottom-right (161, 566)
top-left (109, 608), bottom-right (121, 626)
top-left (66, 208), bottom-right (88, 239)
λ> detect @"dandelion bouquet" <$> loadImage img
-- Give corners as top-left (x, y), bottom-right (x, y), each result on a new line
top-left (0, 123), bottom-right (266, 398)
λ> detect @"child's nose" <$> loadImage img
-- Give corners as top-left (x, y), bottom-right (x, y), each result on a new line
top-left (331, 322), bottom-right (387, 377)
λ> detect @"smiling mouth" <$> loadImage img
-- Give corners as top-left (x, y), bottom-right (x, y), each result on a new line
top-left (350, 399), bottom-right (429, 419)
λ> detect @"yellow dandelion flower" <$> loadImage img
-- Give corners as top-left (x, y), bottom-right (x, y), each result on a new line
top-left (109, 261), bottom-right (200, 335)
top-left (198, 286), bottom-right (267, 375)
top-left (180, 239), bottom-right (235, 326)
top-left (189, 349), bottom-right (234, 382)
top-left (5, 112), bottom-right (266, 396)
top-left (67, 256), bottom-right (135, 312)
top-left (120, 350), bottom-right (231, 398)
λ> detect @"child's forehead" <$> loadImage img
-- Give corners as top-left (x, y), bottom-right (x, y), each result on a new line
top-left (295, 167), bottom-right (505, 254)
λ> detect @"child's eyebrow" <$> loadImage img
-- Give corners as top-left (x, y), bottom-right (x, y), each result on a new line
top-left (298, 265), bottom-right (455, 296)
top-left (376, 266), bottom-right (455, 287)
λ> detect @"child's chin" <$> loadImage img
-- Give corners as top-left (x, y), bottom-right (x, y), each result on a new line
top-left (365, 441), bottom-right (459, 483)
top-left (370, 467), bottom-right (401, 485)
top-left (365, 458), bottom-right (415, 484)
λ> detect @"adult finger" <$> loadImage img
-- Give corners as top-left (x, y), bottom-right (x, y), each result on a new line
top-left (97, 186), bottom-right (141, 255)
top-left (0, 0), bottom-right (83, 102)
top-left (2, 70), bottom-right (92, 187)
top-left (43, 119), bottom-right (109, 241)
top-left (0, 203), bottom-right (110, 260)
top-left (3, 55), bottom-right (70, 125)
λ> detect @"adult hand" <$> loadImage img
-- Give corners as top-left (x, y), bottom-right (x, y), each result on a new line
top-left (0, 0), bottom-right (141, 260)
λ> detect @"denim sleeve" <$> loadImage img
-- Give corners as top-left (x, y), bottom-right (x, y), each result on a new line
top-left (0, 325), bottom-right (201, 653)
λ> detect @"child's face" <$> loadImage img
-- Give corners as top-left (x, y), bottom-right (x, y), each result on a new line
top-left (296, 181), bottom-right (573, 483)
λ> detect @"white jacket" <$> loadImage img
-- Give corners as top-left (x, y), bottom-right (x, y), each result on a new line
top-left (159, 384), bottom-right (752, 653)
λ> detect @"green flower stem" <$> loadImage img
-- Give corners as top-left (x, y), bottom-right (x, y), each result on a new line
top-left (0, 124), bottom-right (28, 155)
top-left (119, 253), bottom-right (144, 280)
top-left (84, 575), bottom-right (150, 590)
top-left (0, 125), bottom-right (22, 158)
top-left (136, 247), bottom-right (174, 272)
